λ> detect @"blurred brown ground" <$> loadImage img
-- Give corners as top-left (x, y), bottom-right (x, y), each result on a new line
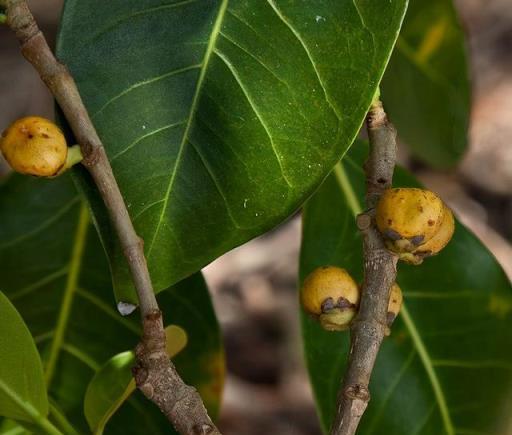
top-left (1, 1), bottom-right (511, 434)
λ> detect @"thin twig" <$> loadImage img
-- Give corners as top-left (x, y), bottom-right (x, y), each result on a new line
top-left (330, 100), bottom-right (398, 435)
top-left (4, 2), bottom-right (220, 434)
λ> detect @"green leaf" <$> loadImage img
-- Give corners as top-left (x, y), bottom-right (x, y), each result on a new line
top-left (56, 0), bottom-right (408, 303)
top-left (0, 419), bottom-right (30, 435)
top-left (381, 0), bottom-right (470, 168)
top-left (0, 292), bottom-right (48, 424)
top-left (84, 352), bottom-right (135, 435)
top-left (84, 325), bottom-right (188, 434)
top-left (300, 143), bottom-right (512, 434)
top-left (0, 174), bottom-right (224, 434)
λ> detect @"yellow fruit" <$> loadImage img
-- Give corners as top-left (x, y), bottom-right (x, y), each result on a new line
top-left (301, 266), bottom-right (360, 331)
top-left (376, 188), bottom-right (445, 253)
top-left (412, 204), bottom-right (454, 259)
top-left (387, 283), bottom-right (403, 327)
top-left (0, 116), bottom-right (71, 177)
top-left (398, 204), bottom-right (455, 265)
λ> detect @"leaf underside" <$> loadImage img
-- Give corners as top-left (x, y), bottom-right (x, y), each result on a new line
top-left (0, 174), bottom-right (224, 434)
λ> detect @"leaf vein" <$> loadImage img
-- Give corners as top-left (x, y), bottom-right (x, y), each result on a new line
top-left (213, 48), bottom-right (293, 188)
top-left (147, 0), bottom-right (229, 259)
top-left (92, 64), bottom-right (201, 119)
top-left (0, 197), bottom-right (80, 251)
top-left (76, 288), bottom-right (141, 335)
top-left (9, 267), bottom-right (69, 302)
top-left (265, 0), bottom-right (342, 122)
top-left (401, 305), bottom-right (455, 435)
top-left (81, 0), bottom-right (203, 51)
top-left (187, 139), bottom-right (242, 230)
top-left (111, 120), bottom-right (188, 161)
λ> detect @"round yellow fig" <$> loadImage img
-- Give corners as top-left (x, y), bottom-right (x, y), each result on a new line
top-left (401, 204), bottom-right (455, 265)
top-left (376, 188), bottom-right (445, 253)
top-left (0, 116), bottom-right (81, 177)
top-left (301, 266), bottom-right (360, 331)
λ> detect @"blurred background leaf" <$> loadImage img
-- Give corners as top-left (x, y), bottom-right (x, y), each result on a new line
top-left (300, 143), bottom-right (512, 434)
top-left (56, 0), bottom-right (408, 303)
top-left (381, 0), bottom-right (470, 168)
top-left (0, 174), bottom-right (224, 434)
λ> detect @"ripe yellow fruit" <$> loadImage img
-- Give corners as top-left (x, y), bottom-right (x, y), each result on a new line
top-left (376, 188), bottom-right (445, 253)
top-left (0, 116), bottom-right (73, 177)
top-left (301, 266), bottom-right (360, 331)
top-left (387, 283), bottom-right (403, 327)
top-left (409, 204), bottom-right (454, 263)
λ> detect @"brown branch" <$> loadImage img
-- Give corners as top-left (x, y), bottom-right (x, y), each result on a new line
top-left (330, 100), bottom-right (398, 435)
top-left (4, 2), bottom-right (220, 434)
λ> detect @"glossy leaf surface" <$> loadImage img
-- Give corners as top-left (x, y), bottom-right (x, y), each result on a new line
top-left (0, 292), bottom-right (48, 424)
top-left (381, 0), bottom-right (470, 168)
top-left (300, 144), bottom-right (512, 434)
top-left (0, 174), bottom-right (224, 434)
top-left (57, 0), bottom-right (408, 302)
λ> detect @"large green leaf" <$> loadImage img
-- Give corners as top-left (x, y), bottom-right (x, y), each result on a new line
top-left (56, 0), bottom-right (408, 303)
top-left (0, 174), bottom-right (224, 434)
top-left (0, 292), bottom-right (49, 425)
top-left (300, 143), bottom-right (512, 434)
top-left (381, 0), bottom-right (470, 168)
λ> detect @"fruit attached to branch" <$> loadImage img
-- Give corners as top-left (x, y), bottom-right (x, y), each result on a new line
top-left (0, 116), bottom-right (82, 177)
top-left (404, 204), bottom-right (455, 264)
top-left (376, 188), bottom-right (454, 264)
top-left (301, 266), bottom-right (360, 331)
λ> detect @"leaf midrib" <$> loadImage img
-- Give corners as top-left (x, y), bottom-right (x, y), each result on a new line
top-left (44, 202), bottom-right (89, 387)
top-left (333, 161), bottom-right (455, 435)
top-left (146, 0), bottom-right (229, 259)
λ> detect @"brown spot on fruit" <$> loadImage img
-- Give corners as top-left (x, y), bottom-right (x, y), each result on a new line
top-left (301, 266), bottom-right (360, 331)
top-left (376, 188), bottom-right (444, 254)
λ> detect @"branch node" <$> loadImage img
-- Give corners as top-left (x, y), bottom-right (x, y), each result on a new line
top-left (81, 145), bottom-right (101, 167)
top-left (344, 384), bottom-right (370, 402)
top-left (356, 213), bottom-right (372, 231)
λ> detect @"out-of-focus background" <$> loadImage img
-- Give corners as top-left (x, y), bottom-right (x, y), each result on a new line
top-left (1, 1), bottom-right (511, 434)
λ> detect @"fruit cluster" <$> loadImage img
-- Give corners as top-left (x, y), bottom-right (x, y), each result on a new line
top-left (301, 266), bottom-right (402, 331)
top-left (301, 188), bottom-right (454, 332)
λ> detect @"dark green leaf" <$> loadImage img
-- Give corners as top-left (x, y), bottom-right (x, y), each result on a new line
top-left (0, 292), bottom-right (48, 424)
top-left (381, 0), bottom-right (470, 168)
top-left (56, 0), bottom-right (408, 302)
top-left (300, 143), bottom-right (512, 434)
top-left (0, 174), bottom-right (224, 434)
